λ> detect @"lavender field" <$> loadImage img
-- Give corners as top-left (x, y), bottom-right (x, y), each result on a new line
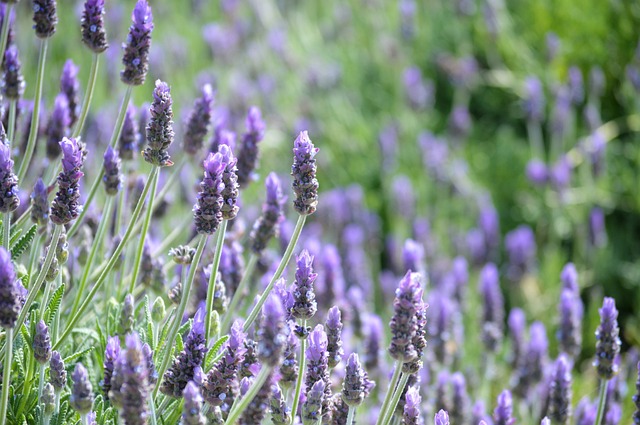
top-left (0, 0), bottom-right (637, 424)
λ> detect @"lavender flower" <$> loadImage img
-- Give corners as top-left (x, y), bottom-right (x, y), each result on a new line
top-left (493, 390), bottom-right (515, 425)
top-left (403, 239), bottom-right (424, 274)
top-left (41, 383), bottom-right (55, 416)
top-left (389, 271), bottom-right (424, 364)
top-left (81, 0), bottom-right (108, 53)
top-left (302, 379), bottom-right (325, 425)
top-left (219, 144), bottom-right (239, 220)
top-left (203, 320), bottom-right (246, 406)
top-left (118, 294), bottom-right (134, 336)
top-left (575, 398), bottom-right (597, 425)
top-left (547, 354), bottom-right (572, 424)
top-left (102, 336), bottom-right (121, 399)
top-left (161, 308), bottom-right (207, 397)
top-left (403, 66), bottom-right (434, 110)
top-left (0, 139), bottom-right (18, 213)
top-left (560, 263), bottom-right (579, 293)
top-left (119, 105), bottom-right (139, 160)
top-left (523, 76), bottom-right (544, 122)
top-left (604, 403), bottom-right (621, 425)
top-left (0, 246), bottom-right (20, 328)
top-left (142, 342), bottom-right (157, 387)
top-left (291, 249), bottom-right (318, 321)
top-left (30, 178), bottom-right (49, 226)
top-left (435, 410), bottom-right (450, 425)
top-left (184, 84), bottom-right (214, 156)
top-left (279, 330), bottom-right (298, 389)
top-left (558, 289), bottom-right (583, 358)
top-left (33, 320), bottom-right (51, 364)
top-left (50, 351), bottom-right (66, 391)
top-left (102, 146), bottom-right (122, 195)
top-left (45, 94), bottom-right (71, 160)
top-left (121, 0), bottom-right (153, 86)
top-left (193, 151), bottom-right (226, 234)
top-left (257, 294), bottom-right (287, 366)
top-left (219, 240), bottom-right (243, 295)
top-left (2, 44), bottom-right (24, 100)
top-left (292, 130), bottom-right (319, 216)
top-left (143, 80), bottom-right (174, 167)
top-left (589, 207), bottom-right (607, 248)
top-left (514, 321), bottom-right (548, 397)
top-left (32, 0), bottom-right (57, 38)
top-left (182, 381), bottom-right (205, 425)
top-left (305, 325), bottom-right (331, 422)
top-left (236, 106), bottom-right (265, 187)
top-left (569, 66), bottom-right (584, 105)
top-left (271, 385), bottom-right (291, 425)
top-left (594, 297), bottom-right (621, 380)
top-left (508, 308), bottom-right (526, 368)
top-left (450, 372), bottom-right (470, 425)
top-left (363, 314), bottom-right (383, 372)
top-left (505, 225), bottom-right (536, 280)
top-left (239, 372), bottom-right (274, 425)
top-left (325, 306), bottom-right (344, 368)
top-left (526, 159), bottom-right (548, 186)
top-left (250, 172), bottom-right (284, 253)
top-left (341, 353), bottom-right (369, 407)
top-left (403, 386), bottom-right (423, 425)
top-left (60, 59), bottom-right (80, 127)
top-left (111, 333), bottom-right (150, 425)
top-left (479, 263), bottom-right (504, 352)
top-left (70, 363), bottom-right (94, 414)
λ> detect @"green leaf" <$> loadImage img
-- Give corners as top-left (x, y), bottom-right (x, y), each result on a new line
top-left (175, 332), bottom-right (184, 355)
top-left (44, 283), bottom-right (65, 327)
top-left (62, 346), bottom-right (94, 364)
top-left (10, 225), bottom-right (37, 259)
top-left (204, 335), bottom-right (229, 370)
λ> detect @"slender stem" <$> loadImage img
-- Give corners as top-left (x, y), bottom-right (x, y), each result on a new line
top-left (53, 167), bottom-right (158, 350)
top-left (66, 85), bottom-right (133, 239)
top-left (128, 169), bottom-right (159, 294)
top-left (243, 215), bottom-right (306, 332)
top-left (38, 364), bottom-right (45, 401)
top-left (7, 100), bottom-right (16, 144)
top-left (153, 234), bottom-right (208, 399)
top-left (220, 254), bottom-right (257, 334)
top-left (376, 363), bottom-right (402, 425)
top-left (72, 53), bottom-right (100, 138)
top-left (148, 394), bottom-right (158, 425)
top-left (0, 4), bottom-right (13, 65)
top-left (14, 225), bottom-right (62, 334)
top-left (28, 232), bottom-right (43, 283)
top-left (70, 197), bottom-right (113, 317)
top-left (379, 373), bottom-right (410, 425)
top-left (0, 328), bottom-right (12, 422)
top-left (2, 212), bottom-right (9, 248)
top-left (224, 366), bottom-right (272, 425)
top-left (346, 406), bottom-right (356, 425)
top-left (17, 39), bottom-right (48, 183)
top-left (594, 378), bottom-right (608, 425)
top-left (38, 269), bottom-right (54, 323)
top-left (289, 320), bottom-right (307, 425)
top-left (205, 219), bottom-right (227, 342)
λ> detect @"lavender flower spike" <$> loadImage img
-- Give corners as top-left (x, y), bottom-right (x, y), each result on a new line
top-left (119, 104), bottom-right (139, 160)
top-left (102, 336), bottom-right (121, 399)
top-left (435, 410), bottom-right (450, 425)
top-left (250, 172), bottom-right (285, 253)
top-left (51, 137), bottom-right (84, 225)
top-left (45, 94), bottom-right (71, 160)
top-left (558, 288), bottom-right (583, 358)
top-left (271, 384), bottom-right (291, 425)
top-left (257, 294), bottom-right (287, 366)
top-left (182, 381), bottom-right (205, 425)
top-left (236, 106), bottom-right (265, 187)
top-left (0, 247), bottom-right (20, 328)
top-left (60, 59), bottom-right (80, 128)
top-left (143, 80), bottom-right (174, 167)
top-left (292, 130), bottom-right (319, 216)
top-left (389, 271), bottom-right (424, 364)
top-left (302, 379), bottom-right (325, 425)
top-left (480, 263), bottom-right (504, 352)
top-left (32, 0), bottom-right (57, 38)
top-left (291, 249), bottom-right (318, 321)
top-left (184, 84), bottom-right (215, 156)
top-left (594, 297), bottom-right (621, 379)
top-left (81, 0), bottom-right (108, 53)
top-left (403, 387), bottom-right (422, 425)
top-left (493, 390), bottom-right (515, 425)
top-left (0, 139), bottom-right (19, 213)
top-left (548, 354), bottom-right (572, 425)
top-left (2, 44), bottom-right (24, 100)
top-left (49, 351), bottom-right (66, 391)
top-left (31, 178), bottom-right (49, 226)
top-left (33, 320), bottom-right (51, 364)
top-left (326, 306), bottom-right (344, 368)
top-left (218, 144), bottom-right (239, 220)
top-left (113, 333), bottom-right (150, 425)
top-left (305, 325), bottom-right (331, 422)
top-left (193, 151), bottom-right (226, 234)
top-left (70, 363), bottom-right (94, 414)
top-left (121, 0), bottom-right (153, 86)
top-left (103, 146), bottom-right (122, 195)
top-left (342, 353), bottom-right (368, 407)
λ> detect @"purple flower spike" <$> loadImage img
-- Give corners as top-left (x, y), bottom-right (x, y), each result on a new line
top-left (218, 144), bottom-right (239, 220)
top-left (111, 333), bottom-right (150, 424)
top-left (303, 379), bottom-right (325, 424)
top-left (479, 263), bottom-right (504, 352)
top-left (103, 336), bottom-right (121, 399)
top-left (184, 84), bottom-right (215, 156)
top-left (514, 321), bottom-right (548, 398)
top-left (403, 239), bottom-right (424, 274)
top-left (0, 246), bottom-right (20, 328)
top-left (435, 410), bottom-right (450, 425)
top-left (2, 44), bottom-right (24, 100)
top-left (236, 106), bottom-right (266, 187)
top-left (144, 80), bottom-right (174, 167)
top-left (341, 353), bottom-right (369, 407)
top-left (182, 381), bottom-right (205, 425)
top-left (363, 314), bottom-right (383, 371)
top-left (33, 320), bottom-right (51, 364)
top-left (508, 308), bottom-right (526, 368)
top-left (594, 297), bottom-right (621, 379)
top-left (30, 178), bottom-right (49, 226)
top-left (291, 130), bottom-right (319, 216)
top-left (291, 249), bottom-right (318, 325)
top-left (32, 0), bottom-right (58, 38)
top-left (403, 386), bottom-right (422, 425)
top-left (0, 138), bottom-right (19, 213)
top-left (523, 76), bottom-right (544, 122)
top-left (271, 384), bottom-right (291, 425)
top-left (279, 330), bottom-right (299, 389)
top-left (541, 418), bottom-right (551, 425)
top-left (389, 271), bottom-right (425, 364)
top-left (505, 225), bottom-right (536, 280)
top-left (161, 308), bottom-right (208, 397)
top-left (305, 325), bottom-right (331, 422)
top-left (50, 351), bottom-right (66, 391)
top-left (45, 94), bottom-right (71, 160)
top-left (526, 159), bottom-right (548, 186)
top-left (548, 354), bottom-right (572, 424)
top-left (102, 146), bottom-right (122, 196)
top-left (121, 0), bottom-right (153, 86)
top-left (451, 372), bottom-right (470, 425)
top-left (60, 59), bottom-right (80, 128)
top-left (257, 294), bottom-right (287, 366)
top-left (81, 0), bottom-right (108, 53)
top-left (193, 151), bottom-right (226, 234)
top-left (558, 289), bottom-right (583, 358)
top-left (493, 390), bottom-right (515, 425)
top-left (250, 172), bottom-right (284, 253)
top-left (560, 263), bottom-right (579, 293)
top-left (119, 105), bottom-right (139, 161)
top-left (51, 137), bottom-right (85, 225)
top-left (325, 306), bottom-right (344, 368)
top-left (70, 363), bottom-right (93, 414)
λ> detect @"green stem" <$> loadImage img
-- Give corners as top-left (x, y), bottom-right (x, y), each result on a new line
top-left (38, 364), bottom-right (45, 401)
top-left (379, 372), bottom-right (410, 425)
top-left (17, 39), bottom-right (48, 183)
top-left (0, 328), bottom-right (12, 422)
top-left (148, 394), bottom-right (158, 425)
top-left (224, 366), bottom-right (272, 425)
top-left (53, 167), bottom-right (158, 350)
top-left (0, 4), bottom-right (13, 65)
top-left (376, 363), bottom-right (402, 425)
top-left (14, 225), bottom-right (62, 333)
top-left (153, 234), bottom-right (208, 399)
top-left (2, 212), bottom-right (9, 248)
top-left (7, 100), bottom-right (16, 144)
top-left (72, 53), bottom-right (100, 138)
top-left (289, 320), bottom-right (307, 425)
top-left (220, 254), bottom-right (257, 334)
top-left (70, 197), bottom-right (113, 317)
top-left (594, 378), bottom-right (608, 425)
top-left (205, 219), bottom-right (227, 342)
top-left (243, 214), bottom-right (306, 332)
top-left (127, 169), bottom-right (159, 294)
top-left (346, 406), bottom-right (355, 425)
top-left (66, 85), bottom-right (133, 239)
